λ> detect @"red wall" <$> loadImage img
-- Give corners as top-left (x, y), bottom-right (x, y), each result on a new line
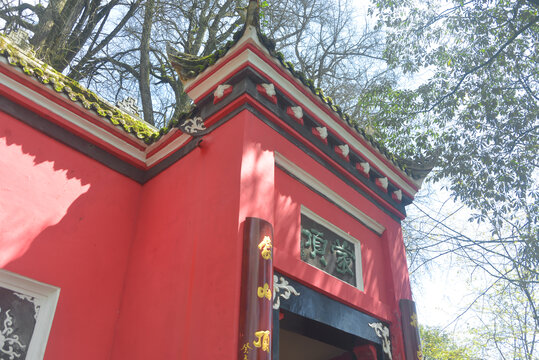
top-left (0, 110), bottom-right (142, 359)
top-left (237, 110), bottom-right (412, 358)
top-left (108, 109), bottom-right (412, 359)
top-left (110, 113), bottom-right (248, 359)
top-left (233, 110), bottom-right (411, 310)
top-left (1, 98), bottom-right (412, 359)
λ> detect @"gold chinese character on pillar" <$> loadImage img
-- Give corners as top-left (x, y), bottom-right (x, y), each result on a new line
top-left (257, 283), bottom-right (272, 300)
top-left (400, 299), bottom-right (422, 360)
top-left (410, 313), bottom-right (418, 328)
top-left (241, 342), bottom-right (252, 360)
top-left (239, 218), bottom-right (273, 359)
top-left (258, 236), bottom-right (272, 260)
top-left (253, 330), bottom-right (271, 352)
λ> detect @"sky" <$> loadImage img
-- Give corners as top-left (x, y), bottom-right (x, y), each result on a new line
top-left (401, 179), bottom-right (514, 353)
top-left (407, 184), bottom-right (486, 331)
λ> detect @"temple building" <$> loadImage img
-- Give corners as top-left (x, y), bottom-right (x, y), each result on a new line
top-left (0, 1), bottom-right (425, 359)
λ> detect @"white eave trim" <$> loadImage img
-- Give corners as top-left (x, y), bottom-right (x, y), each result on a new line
top-left (275, 152), bottom-right (385, 235)
top-left (145, 130), bottom-right (191, 167)
top-left (0, 71), bottom-right (147, 164)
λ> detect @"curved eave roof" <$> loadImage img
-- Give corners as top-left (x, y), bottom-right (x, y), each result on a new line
top-left (167, 3), bottom-right (430, 182)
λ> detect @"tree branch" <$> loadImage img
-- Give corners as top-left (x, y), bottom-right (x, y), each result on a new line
top-left (427, 14), bottom-right (539, 112)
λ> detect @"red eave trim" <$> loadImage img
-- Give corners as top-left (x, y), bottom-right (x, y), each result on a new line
top-left (214, 92), bottom-right (405, 219)
top-left (146, 129), bottom-right (184, 157)
top-left (186, 43), bottom-right (418, 194)
top-left (0, 62), bottom-right (201, 171)
top-left (0, 81), bottom-right (147, 169)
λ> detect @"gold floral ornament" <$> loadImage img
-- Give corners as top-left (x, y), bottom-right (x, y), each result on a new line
top-left (257, 283), bottom-right (272, 300)
top-left (253, 330), bottom-right (270, 352)
top-left (258, 236), bottom-right (272, 260)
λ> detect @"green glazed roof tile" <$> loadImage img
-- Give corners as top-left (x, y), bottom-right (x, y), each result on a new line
top-left (0, 34), bottom-right (160, 144)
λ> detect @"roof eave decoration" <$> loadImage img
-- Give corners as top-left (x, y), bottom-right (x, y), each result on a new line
top-left (0, 33), bottom-right (160, 144)
top-left (166, 1), bottom-right (431, 188)
top-left (167, 0), bottom-right (274, 87)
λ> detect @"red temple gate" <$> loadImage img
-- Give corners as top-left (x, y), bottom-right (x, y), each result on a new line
top-left (0, 1), bottom-right (425, 359)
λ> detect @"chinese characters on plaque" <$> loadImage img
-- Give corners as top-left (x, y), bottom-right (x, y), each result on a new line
top-left (301, 214), bottom-right (358, 287)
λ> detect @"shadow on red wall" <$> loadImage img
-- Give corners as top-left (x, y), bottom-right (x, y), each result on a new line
top-left (0, 110), bottom-right (142, 360)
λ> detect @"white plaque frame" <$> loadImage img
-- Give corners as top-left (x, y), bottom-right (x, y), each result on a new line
top-left (0, 269), bottom-right (60, 360)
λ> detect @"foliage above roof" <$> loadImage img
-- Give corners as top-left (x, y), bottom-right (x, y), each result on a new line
top-left (0, 33), bottom-right (160, 144)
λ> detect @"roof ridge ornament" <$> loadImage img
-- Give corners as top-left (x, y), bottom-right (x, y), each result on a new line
top-left (245, 0), bottom-right (260, 29)
top-left (116, 97), bottom-right (142, 118)
top-left (6, 30), bottom-right (33, 54)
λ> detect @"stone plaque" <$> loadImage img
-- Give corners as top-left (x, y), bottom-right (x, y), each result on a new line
top-left (300, 213), bottom-right (358, 287)
top-left (0, 270), bottom-right (60, 360)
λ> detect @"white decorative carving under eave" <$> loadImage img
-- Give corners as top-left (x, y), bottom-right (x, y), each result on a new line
top-left (338, 144), bottom-right (350, 157)
top-left (376, 177), bottom-right (388, 190)
top-left (359, 162), bottom-right (370, 174)
top-left (0, 307), bottom-right (26, 359)
top-left (315, 127), bottom-right (328, 140)
top-left (392, 189), bottom-right (402, 201)
top-left (181, 116), bottom-right (206, 135)
top-left (214, 84), bottom-right (232, 99)
top-left (290, 106), bottom-right (303, 119)
top-left (273, 275), bottom-right (300, 310)
top-left (260, 83), bottom-right (276, 97)
top-left (369, 322), bottom-right (392, 360)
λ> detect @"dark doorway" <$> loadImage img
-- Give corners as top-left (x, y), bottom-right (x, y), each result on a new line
top-left (273, 274), bottom-right (386, 360)
top-left (279, 310), bottom-right (371, 360)
top-left (279, 328), bottom-right (348, 359)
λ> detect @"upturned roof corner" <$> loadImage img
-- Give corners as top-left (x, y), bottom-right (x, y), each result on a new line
top-left (167, 0), bottom-right (275, 86)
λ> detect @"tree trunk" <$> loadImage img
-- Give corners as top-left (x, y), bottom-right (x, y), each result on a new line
top-left (139, 0), bottom-right (155, 125)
